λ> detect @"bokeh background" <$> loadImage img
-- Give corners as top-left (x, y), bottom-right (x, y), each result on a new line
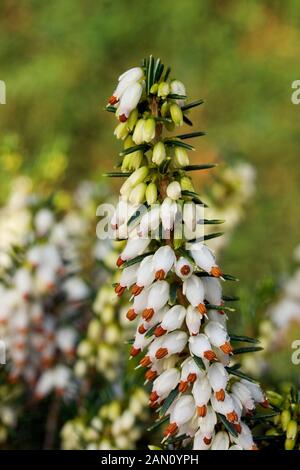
top-left (1, 0), bottom-right (300, 448)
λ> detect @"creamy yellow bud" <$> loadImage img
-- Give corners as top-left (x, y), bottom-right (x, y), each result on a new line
top-left (146, 182), bottom-right (158, 205)
top-left (158, 81), bottom-right (170, 98)
top-left (74, 360), bottom-right (87, 378)
top-left (170, 103), bottom-right (183, 126)
top-left (114, 122), bottom-right (129, 140)
top-left (121, 151), bottom-right (143, 172)
top-left (77, 340), bottom-right (93, 358)
top-left (132, 119), bottom-right (145, 144)
top-left (143, 118), bottom-right (156, 142)
top-left (285, 438), bottom-right (295, 450)
top-left (124, 135), bottom-right (134, 149)
top-left (87, 319), bottom-right (102, 341)
top-left (165, 120), bottom-right (175, 132)
top-left (161, 101), bottom-right (170, 117)
top-left (180, 176), bottom-right (194, 192)
top-left (286, 420), bottom-right (298, 440)
top-left (129, 182), bottom-right (147, 204)
top-left (173, 147), bottom-right (189, 167)
top-left (127, 166), bottom-right (149, 186)
top-left (150, 83), bottom-right (158, 94)
top-left (152, 141), bottom-right (166, 165)
top-left (120, 179), bottom-right (132, 198)
top-left (281, 410), bottom-right (291, 431)
top-left (127, 108), bottom-right (138, 131)
top-left (166, 181), bottom-right (181, 200)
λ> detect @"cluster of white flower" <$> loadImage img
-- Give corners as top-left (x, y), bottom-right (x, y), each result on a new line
top-left (0, 203), bottom-right (89, 399)
top-left (61, 388), bottom-right (148, 450)
top-left (106, 57), bottom-right (267, 450)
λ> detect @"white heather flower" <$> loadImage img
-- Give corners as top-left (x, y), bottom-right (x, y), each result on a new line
top-left (185, 305), bottom-right (201, 336)
top-left (231, 382), bottom-right (255, 412)
top-left (193, 430), bottom-right (212, 450)
top-left (211, 431), bottom-right (230, 450)
top-left (204, 321), bottom-right (233, 354)
top-left (34, 209), bottom-right (54, 236)
top-left (142, 280), bottom-right (170, 321)
top-left (130, 331), bottom-right (152, 357)
top-left (190, 243), bottom-right (222, 277)
top-left (189, 334), bottom-right (216, 362)
top-left (117, 82), bottom-right (143, 121)
top-left (198, 406), bottom-right (217, 437)
top-left (166, 181), bottom-right (181, 201)
top-left (207, 362), bottom-right (229, 401)
top-left (152, 246), bottom-right (176, 280)
top-left (56, 328), bottom-right (77, 356)
top-left (115, 264), bottom-right (137, 296)
top-left (160, 197), bottom-right (178, 231)
top-left (14, 268), bottom-right (33, 299)
top-left (202, 277), bottom-right (222, 306)
top-left (240, 379), bottom-right (268, 407)
top-left (137, 306), bottom-right (167, 335)
top-left (207, 309), bottom-right (227, 327)
top-left (155, 331), bottom-right (188, 359)
top-left (233, 422), bottom-right (256, 450)
top-left (111, 200), bottom-right (133, 229)
top-left (211, 393), bottom-right (237, 423)
top-left (54, 365), bottom-right (72, 395)
top-left (192, 376), bottom-right (212, 417)
top-left (117, 238), bottom-right (150, 267)
top-left (179, 357), bottom-right (203, 392)
top-left (154, 305), bottom-right (186, 336)
top-left (35, 371), bottom-right (55, 399)
top-left (132, 255), bottom-right (155, 295)
top-left (183, 275), bottom-right (206, 315)
top-left (150, 368), bottom-right (180, 403)
top-left (126, 288), bottom-right (148, 321)
top-left (164, 395), bottom-right (195, 437)
top-left (175, 256), bottom-right (193, 279)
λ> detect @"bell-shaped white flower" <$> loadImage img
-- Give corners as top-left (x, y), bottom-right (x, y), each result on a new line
top-left (240, 379), bottom-right (268, 407)
top-left (175, 256), bottom-right (193, 279)
top-left (231, 382), bottom-right (255, 412)
top-left (190, 243), bottom-right (222, 277)
top-left (152, 246), bottom-right (176, 280)
top-left (117, 238), bottom-right (150, 266)
top-left (211, 393), bottom-right (238, 423)
top-left (14, 268), bottom-right (33, 299)
top-left (183, 275), bottom-right (206, 315)
top-left (150, 368), bottom-right (180, 403)
top-left (138, 207), bottom-right (160, 238)
top-left (131, 255), bottom-right (155, 295)
top-left (192, 376), bottom-right (212, 417)
top-left (115, 264), bottom-right (137, 296)
top-left (211, 431), bottom-right (230, 450)
top-left (154, 305), bottom-right (186, 336)
top-left (164, 395), bottom-right (195, 437)
top-left (204, 321), bottom-right (233, 354)
top-left (179, 357), bottom-right (203, 392)
top-left (34, 209), bottom-right (54, 236)
top-left (130, 331), bottom-right (152, 357)
top-left (170, 79), bottom-right (186, 107)
top-left (185, 305), bottom-right (201, 336)
top-left (63, 277), bottom-right (89, 302)
top-left (193, 430), bottom-right (213, 450)
top-left (189, 334), bottom-right (216, 362)
top-left (166, 181), bottom-right (181, 201)
top-left (155, 331), bottom-right (188, 360)
top-left (207, 362), bottom-right (229, 401)
top-left (202, 277), bottom-right (222, 306)
top-left (126, 288), bottom-right (148, 321)
top-left (198, 405), bottom-right (217, 436)
top-left (109, 66), bottom-right (143, 105)
top-left (142, 280), bottom-right (170, 321)
top-left (56, 328), bottom-right (77, 356)
top-left (207, 309), bottom-right (227, 327)
top-left (232, 422), bottom-right (256, 450)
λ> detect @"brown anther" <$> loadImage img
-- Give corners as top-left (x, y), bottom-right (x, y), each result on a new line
top-left (197, 303), bottom-right (207, 315)
top-left (138, 324), bottom-right (147, 334)
top-left (211, 266), bottom-right (222, 278)
top-left (155, 269), bottom-right (166, 280)
top-left (178, 381), bottom-right (188, 393)
top-left (114, 284), bottom-right (126, 296)
top-left (251, 445), bottom-right (259, 451)
top-left (108, 95), bottom-right (118, 105)
top-left (215, 389), bottom-right (225, 401)
top-left (150, 391), bottom-right (159, 402)
top-left (142, 308), bottom-right (155, 321)
top-left (132, 284), bottom-right (144, 296)
top-left (203, 436), bottom-right (212, 445)
top-left (116, 256), bottom-right (124, 267)
top-left (139, 356), bottom-right (152, 367)
top-left (145, 370), bottom-right (157, 381)
top-left (163, 422), bottom-right (178, 437)
top-left (180, 265), bottom-right (191, 276)
top-left (119, 114), bottom-right (127, 122)
top-left (261, 399), bottom-right (269, 408)
top-left (155, 347), bottom-right (168, 359)
top-left (197, 405), bottom-right (207, 417)
top-left (130, 346), bottom-right (141, 357)
top-left (220, 342), bottom-right (233, 354)
top-left (226, 411), bottom-right (238, 423)
top-left (234, 423), bottom-right (242, 434)
top-left (187, 373), bottom-right (197, 383)
top-left (154, 325), bottom-right (166, 337)
top-left (126, 309), bottom-right (137, 321)
top-left (203, 350), bottom-right (216, 361)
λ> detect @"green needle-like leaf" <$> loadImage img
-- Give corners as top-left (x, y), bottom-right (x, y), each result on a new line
top-left (183, 164), bottom-right (217, 171)
top-left (182, 99), bottom-right (204, 111)
top-left (233, 346), bottom-right (263, 355)
top-left (119, 144), bottom-right (150, 156)
top-left (225, 366), bottom-right (258, 383)
top-left (175, 131), bottom-right (206, 140)
top-left (230, 334), bottom-right (260, 344)
top-left (159, 388), bottom-right (179, 417)
top-left (104, 171), bottom-right (132, 177)
top-left (147, 415), bottom-right (169, 432)
top-left (217, 413), bottom-right (238, 438)
top-left (122, 252), bottom-right (155, 269)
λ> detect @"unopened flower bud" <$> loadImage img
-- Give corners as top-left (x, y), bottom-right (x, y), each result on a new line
top-left (143, 118), bottom-right (156, 142)
top-left (161, 101), bottom-right (170, 117)
top-left (150, 83), bottom-right (158, 94)
top-left (129, 183), bottom-right (147, 204)
top-left (180, 176), bottom-right (194, 192)
top-left (158, 82), bottom-right (170, 98)
top-left (286, 420), bottom-right (297, 440)
top-left (127, 108), bottom-right (138, 131)
top-left (170, 103), bottom-right (183, 126)
top-left (132, 119), bottom-right (145, 144)
top-left (127, 166), bottom-right (149, 187)
top-left (146, 183), bottom-right (158, 205)
top-left (281, 410), bottom-right (291, 431)
top-left (166, 181), bottom-right (181, 200)
top-left (173, 147), bottom-right (189, 167)
top-left (152, 141), bottom-right (166, 165)
top-left (114, 122), bottom-right (129, 140)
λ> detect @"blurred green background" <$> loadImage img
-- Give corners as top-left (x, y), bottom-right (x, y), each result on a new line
top-left (0, 0), bottom-right (299, 312)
